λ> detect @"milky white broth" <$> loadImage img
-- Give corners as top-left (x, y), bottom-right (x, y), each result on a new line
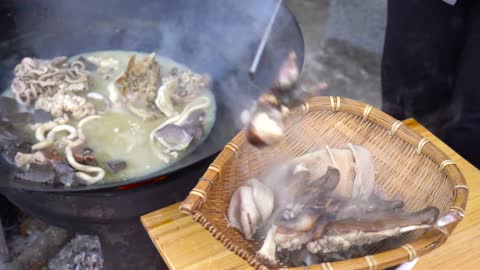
top-left (3, 50), bottom-right (216, 183)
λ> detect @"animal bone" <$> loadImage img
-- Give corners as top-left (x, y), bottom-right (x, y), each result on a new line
top-left (114, 53), bottom-right (161, 121)
top-left (14, 151), bottom-right (48, 168)
top-left (170, 71), bottom-right (209, 105)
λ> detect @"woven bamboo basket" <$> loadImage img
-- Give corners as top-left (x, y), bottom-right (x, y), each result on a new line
top-left (180, 96), bottom-right (468, 270)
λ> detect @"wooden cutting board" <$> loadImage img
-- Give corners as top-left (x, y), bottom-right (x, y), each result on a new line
top-left (141, 119), bottom-right (480, 270)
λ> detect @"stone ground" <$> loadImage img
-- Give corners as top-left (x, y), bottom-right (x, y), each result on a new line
top-left (1, 1), bottom-right (385, 269)
top-left (286, 0), bottom-right (383, 107)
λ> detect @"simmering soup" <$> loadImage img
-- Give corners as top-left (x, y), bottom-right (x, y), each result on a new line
top-left (0, 50), bottom-right (216, 186)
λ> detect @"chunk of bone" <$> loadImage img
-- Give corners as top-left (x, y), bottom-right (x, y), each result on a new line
top-left (115, 53), bottom-right (161, 121)
top-left (14, 152), bottom-right (48, 168)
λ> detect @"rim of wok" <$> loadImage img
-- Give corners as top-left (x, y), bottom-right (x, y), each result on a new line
top-left (180, 96), bottom-right (469, 270)
top-left (0, 5), bottom-right (305, 193)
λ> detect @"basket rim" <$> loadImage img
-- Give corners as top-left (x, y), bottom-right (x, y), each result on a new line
top-left (180, 96), bottom-right (469, 270)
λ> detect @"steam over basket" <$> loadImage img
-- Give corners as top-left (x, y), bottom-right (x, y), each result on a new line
top-left (180, 96), bottom-right (468, 270)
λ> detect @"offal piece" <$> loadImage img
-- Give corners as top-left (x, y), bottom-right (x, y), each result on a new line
top-left (65, 144), bottom-right (105, 185)
top-left (227, 178), bottom-right (274, 240)
top-left (246, 98), bottom-right (285, 147)
top-left (256, 167), bottom-right (341, 261)
top-left (307, 207), bottom-right (439, 254)
top-left (257, 179), bottom-right (438, 263)
top-left (3, 51), bottom-right (217, 187)
top-left (11, 57), bottom-right (90, 106)
top-left (226, 146), bottom-right (440, 265)
top-left (35, 91), bottom-right (95, 120)
top-left (169, 70), bottom-right (209, 105)
top-left (150, 96), bottom-right (210, 163)
top-left (259, 144), bottom-right (375, 201)
top-left (155, 70), bottom-right (210, 117)
top-left (153, 125), bottom-right (194, 152)
top-left (155, 78), bottom-right (178, 117)
top-left (73, 148), bottom-right (97, 166)
top-left (115, 53), bottom-right (161, 121)
top-left (245, 52), bottom-right (327, 147)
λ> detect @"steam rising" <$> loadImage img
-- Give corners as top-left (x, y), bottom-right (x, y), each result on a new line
top-left (1, 0), bottom-right (304, 186)
top-left (228, 140), bottom-right (443, 267)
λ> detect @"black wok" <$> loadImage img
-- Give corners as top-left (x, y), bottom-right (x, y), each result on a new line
top-left (0, 1), bottom-right (304, 269)
top-left (0, 0), bottom-right (304, 192)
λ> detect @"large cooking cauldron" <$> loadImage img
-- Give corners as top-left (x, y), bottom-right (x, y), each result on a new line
top-left (0, 0), bottom-right (304, 269)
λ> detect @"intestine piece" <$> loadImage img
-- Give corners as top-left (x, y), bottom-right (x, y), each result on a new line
top-left (11, 57), bottom-right (90, 107)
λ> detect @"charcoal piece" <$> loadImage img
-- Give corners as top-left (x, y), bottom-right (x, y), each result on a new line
top-left (32, 109), bottom-right (52, 123)
top-left (15, 163), bottom-right (55, 183)
top-left (104, 160), bottom-right (127, 174)
top-left (8, 226), bottom-right (72, 270)
top-left (51, 160), bottom-right (76, 186)
top-left (47, 235), bottom-right (103, 270)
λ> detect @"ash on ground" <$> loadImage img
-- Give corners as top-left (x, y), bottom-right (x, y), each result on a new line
top-left (0, 212), bottom-right (102, 270)
top-left (46, 235), bottom-right (103, 270)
